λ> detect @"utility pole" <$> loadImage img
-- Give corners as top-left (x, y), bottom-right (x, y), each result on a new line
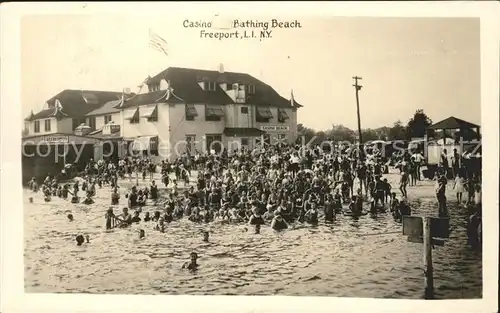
top-left (352, 76), bottom-right (363, 157)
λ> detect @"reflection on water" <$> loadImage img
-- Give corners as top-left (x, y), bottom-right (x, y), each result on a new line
top-left (24, 175), bottom-right (481, 298)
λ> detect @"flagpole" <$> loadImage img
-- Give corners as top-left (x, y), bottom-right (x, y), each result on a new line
top-left (121, 89), bottom-right (126, 159)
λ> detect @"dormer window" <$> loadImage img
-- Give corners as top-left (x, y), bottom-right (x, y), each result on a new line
top-left (207, 81), bottom-right (217, 91)
top-left (149, 84), bottom-right (160, 92)
top-left (248, 84), bottom-right (256, 94)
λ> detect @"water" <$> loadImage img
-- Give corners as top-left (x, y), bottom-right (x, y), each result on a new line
top-left (24, 171), bottom-right (482, 298)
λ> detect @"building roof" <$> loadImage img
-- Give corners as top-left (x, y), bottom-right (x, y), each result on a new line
top-left (428, 116), bottom-right (480, 130)
top-left (29, 90), bottom-right (124, 120)
top-left (88, 129), bottom-right (122, 140)
top-left (224, 127), bottom-right (265, 137)
top-left (86, 99), bottom-right (122, 116)
top-left (117, 90), bottom-right (183, 109)
top-left (119, 66), bottom-right (302, 109)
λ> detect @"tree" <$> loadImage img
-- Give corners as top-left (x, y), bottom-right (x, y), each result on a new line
top-left (297, 123), bottom-right (316, 144)
top-left (327, 124), bottom-right (356, 142)
top-left (361, 128), bottom-right (379, 142)
top-left (388, 120), bottom-right (407, 140)
top-left (406, 109), bottom-right (433, 139)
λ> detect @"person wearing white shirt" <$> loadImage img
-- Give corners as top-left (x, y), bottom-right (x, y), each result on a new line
top-left (411, 152), bottom-right (424, 180)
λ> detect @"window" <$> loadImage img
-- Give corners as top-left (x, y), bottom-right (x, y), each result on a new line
top-left (241, 138), bottom-right (249, 146)
top-left (186, 135), bottom-right (196, 154)
top-left (241, 107), bottom-right (248, 114)
top-left (104, 115), bottom-right (112, 124)
top-left (206, 134), bottom-right (222, 153)
top-left (44, 119), bottom-right (51, 132)
top-left (185, 104), bottom-right (198, 121)
top-left (206, 115), bottom-right (221, 122)
top-left (130, 116), bottom-right (139, 124)
top-left (34, 120), bottom-right (40, 133)
top-left (149, 84), bottom-right (160, 92)
top-left (205, 104), bottom-right (224, 122)
top-left (278, 109), bottom-right (289, 123)
top-left (88, 117), bottom-right (96, 130)
top-left (125, 108), bottom-right (140, 124)
top-left (248, 84), bottom-right (256, 94)
top-left (143, 105), bottom-right (158, 122)
top-left (207, 81), bottom-right (217, 91)
top-left (256, 107), bottom-right (273, 123)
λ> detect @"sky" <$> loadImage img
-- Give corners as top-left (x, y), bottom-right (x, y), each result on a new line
top-left (21, 15), bottom-right (481, 130)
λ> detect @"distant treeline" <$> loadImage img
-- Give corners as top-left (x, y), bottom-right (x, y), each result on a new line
top-left (297, 109), bottom-right (472, 144)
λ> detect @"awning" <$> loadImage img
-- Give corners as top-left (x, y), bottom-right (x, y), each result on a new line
top-left (140, 105), bottom-right (158, 119)
top-left (256, 107), bottom-right (273, 119)
top-left (185, 104), bottom-right (198, 117)
top-left (124, 108), bottom-right (139, 120)
top-left (224, 127), bottom-right (265, 137)
top-left (278, 109), bottom-right (289, 120)
top-left (206, 104), bottom-right (225, 117)
top-left (131, 136), bottom-right (158, 151)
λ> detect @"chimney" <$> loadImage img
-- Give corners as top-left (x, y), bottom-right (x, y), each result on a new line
top-left (218, 63), bottom-right (224, 73)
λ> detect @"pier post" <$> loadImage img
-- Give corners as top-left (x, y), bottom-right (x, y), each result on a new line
top-left (423, 217), bottom-right (434, 299)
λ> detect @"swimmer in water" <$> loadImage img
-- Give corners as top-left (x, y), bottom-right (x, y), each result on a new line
top-left (138, 229), bottom-right (145, 239)
top-left (203, 231), bottom-right (209, 242)
top-left (29, 197), bottom-right (33, 203)
top-left (76, 235), bottom-right (84, 246)
top-left (182, 252), bottom-right (199, 271)
top-left (154, 217), bottom-right (165, 233)
top-left (111, 187), bottom-right (120, 205)
top-left (82, 192), bottom-right (95, 205)
top-left (304, 203), bottom-right (319, 225)
top-left (248, 208), bottom-right (265, 226)
top-left (75, 234), bottom-right (89, 246)
top-left (271, 214), bottom-right (288, 231)
top-left (67, 214), bottom-right (74, 222)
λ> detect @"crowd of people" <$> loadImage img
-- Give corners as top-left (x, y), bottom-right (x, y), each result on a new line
top-left (27, 142), bottom-right (482, 254)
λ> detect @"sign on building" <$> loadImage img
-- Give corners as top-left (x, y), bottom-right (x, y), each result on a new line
top-left (260, 125), bottom-right (290, 132)
top-left (42, 135), bottom-right (70, 143)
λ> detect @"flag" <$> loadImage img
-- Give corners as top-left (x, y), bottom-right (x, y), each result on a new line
top-left (149, 29), bottom-right (169, 57)
top-left (290, 89), bottom-right (295, 107)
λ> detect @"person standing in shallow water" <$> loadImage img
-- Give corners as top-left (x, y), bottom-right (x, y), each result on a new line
top-left (202, 231), bottom-right (209, 242)
top-left (435, 172), bottom-right (448, 217)
top-left (150, 180), bottom-right (158, 200)
top-left (271, 214), bottom-right (288, 231)
top-left (75, 234), bottom-right (90, 246)
top-left (182, 252), bottom-right (199, 271)
top-left (111, 187), bottom-right (120, 205)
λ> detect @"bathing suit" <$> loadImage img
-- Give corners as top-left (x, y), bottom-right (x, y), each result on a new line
top-left (272, 219), bottom-right (288, 231)
top-left (249, 215), bottom-right (265, 225)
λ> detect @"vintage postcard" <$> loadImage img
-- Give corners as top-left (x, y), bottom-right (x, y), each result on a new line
top-left (1, 2), bottom-right (499, 313)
